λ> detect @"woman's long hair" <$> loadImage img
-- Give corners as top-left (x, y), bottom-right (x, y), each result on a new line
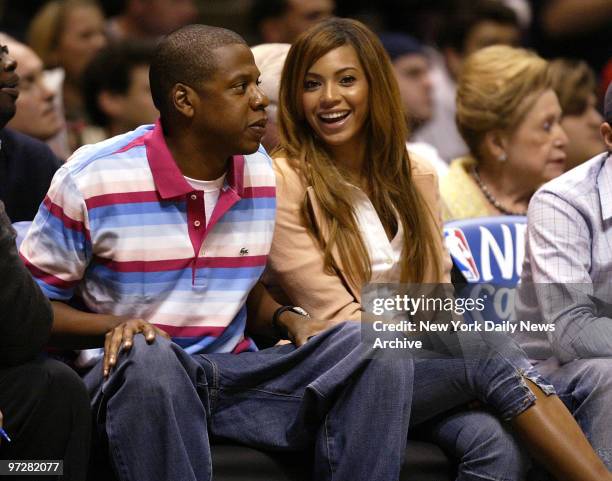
top-left (277, 17), bottom-right (442, 287)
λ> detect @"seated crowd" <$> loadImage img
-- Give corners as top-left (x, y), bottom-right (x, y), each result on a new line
top-left (1, 1), bottom-right (612, 480)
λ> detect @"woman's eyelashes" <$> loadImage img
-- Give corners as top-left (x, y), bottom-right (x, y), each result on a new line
top-left (340, 75), bottom-right (356, 85)
top-left (303, 75), bottom-right (358, 91)
top-left (304, 79), bottom-right (321, 91)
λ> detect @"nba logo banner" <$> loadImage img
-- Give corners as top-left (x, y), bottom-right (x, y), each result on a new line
top-left (445, 228), bottom-right (480, 282)
top-left (444, 216), bottom-right (527, 285)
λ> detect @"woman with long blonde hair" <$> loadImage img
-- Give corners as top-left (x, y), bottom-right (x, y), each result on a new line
top-left (265, 17), bottom-right (612, 481)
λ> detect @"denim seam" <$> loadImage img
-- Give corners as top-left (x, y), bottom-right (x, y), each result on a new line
top-left (457, 470), bottom-right (518, 481)
top-left (309, 384), bottom-right (327, 399)
top-left (218, 387), bottom-right (302, 399)
top-left (324, 413), bottom-right (335, 481)
top-left (107, 403), bottom-right (132, 481)
top-left (201, 357), bottom-right (220, 413)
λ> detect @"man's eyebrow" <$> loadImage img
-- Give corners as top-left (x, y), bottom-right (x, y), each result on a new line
top-left (227, 70), bottom-right (258, 83)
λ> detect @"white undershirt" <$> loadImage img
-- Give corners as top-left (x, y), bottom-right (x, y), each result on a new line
top-left (351, 187), bottom-right (404, 283)
top-left (184, 174), bottom-right (226, 226)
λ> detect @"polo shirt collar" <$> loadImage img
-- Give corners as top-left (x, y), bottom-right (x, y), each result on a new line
top-left (145, 119), bottom-right (245, 199)
top-left (598, 152), bottom-right (612, 221)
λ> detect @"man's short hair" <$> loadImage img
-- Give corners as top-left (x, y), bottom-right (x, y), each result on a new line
top-left (437, 0), bottom-right (519, 53)
top-left (149, 24), bottom-right (246, 118)
top-left (83, 40), bottom-right (156, 127)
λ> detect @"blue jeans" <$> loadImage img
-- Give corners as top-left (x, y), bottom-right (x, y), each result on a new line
top-left (547, 359), bottom-right (612, 469)
top-left (407, 329), bottom-right (551, 481)
top-left (419, 409), bottom-right (527, 481)
top-left (84, 323), bottom-right (549, 481)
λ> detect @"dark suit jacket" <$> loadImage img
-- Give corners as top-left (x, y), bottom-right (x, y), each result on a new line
top-left (0, 128), bottom-right (61, 222)
top-left (0, 200), bottom-right (52, 366)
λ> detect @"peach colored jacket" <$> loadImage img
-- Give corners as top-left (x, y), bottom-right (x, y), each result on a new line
top-left (262, 154), bottom-right (450, 325)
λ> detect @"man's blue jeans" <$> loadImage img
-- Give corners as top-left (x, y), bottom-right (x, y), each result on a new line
top-left (84, 323), bottom-right (550, 481)
top-left (547, 359), bottom-right (612, 470)
top-left (85, 323), bottom-right (413, 481)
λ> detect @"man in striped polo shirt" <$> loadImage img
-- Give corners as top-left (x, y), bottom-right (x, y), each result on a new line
top-left (19, 25), bottom-right (413, 481)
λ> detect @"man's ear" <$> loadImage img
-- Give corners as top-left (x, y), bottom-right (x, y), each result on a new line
top-left (601, 122), bottom-right (612, 152)
top-left (172, 83), bottom-right (197, 119)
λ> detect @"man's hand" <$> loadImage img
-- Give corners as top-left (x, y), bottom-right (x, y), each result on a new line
top-left (103, 319), bottom-right (170, 377)
top-left (278, 311), bottom-right (330, 347)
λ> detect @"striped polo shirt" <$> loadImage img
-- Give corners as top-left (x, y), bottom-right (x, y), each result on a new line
top-left (20, 120), bottom-right (276, 359)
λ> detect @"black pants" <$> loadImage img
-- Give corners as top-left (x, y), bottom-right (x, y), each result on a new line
top-left (0, 357), bottom-right (90, 481)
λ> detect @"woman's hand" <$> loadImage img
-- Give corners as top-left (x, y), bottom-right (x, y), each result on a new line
top-left (279, 311), bottom-right (331, 347)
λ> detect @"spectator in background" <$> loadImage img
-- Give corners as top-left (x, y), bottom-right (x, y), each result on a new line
top-left (27, 0), bottom-right (107, 151)
top-left (0, 35), bottom-right (67, 159)
top-left (250, 0), bottom-right (334, 44)
top-left (0, 40), bottom-right (61, 222)
top-left (105, 0), bottom-right (199, 41)
top-left (82, 40), bottom-right (158, 144)
top-left (550, 58), bottom-right (605, 170)
top-left (441, 45), bottom-right (567, 221)
top-left (251, 42), bottom-right (290, 152)
top-left (528, 0), bottom-right (612, 77)
top-left (415, 0), bottom-right (521, 162)
top-left (379, 32), bottom-right (447, 177)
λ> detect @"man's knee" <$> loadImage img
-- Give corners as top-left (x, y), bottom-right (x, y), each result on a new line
top-left (108, 335), bottom-right (192, 396)
top-left (115, 334), bottom-right (175, 372)
top-left (576, 358), bottom-right (612, 387)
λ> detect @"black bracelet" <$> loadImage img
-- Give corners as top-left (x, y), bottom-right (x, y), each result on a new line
top-left (272, 306), bottom-right (310, 340)
top-left (271, 306), bottom-right (294, 340)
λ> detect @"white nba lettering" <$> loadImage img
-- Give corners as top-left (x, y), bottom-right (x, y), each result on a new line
top-left (514, 223), bottom-right (526, 276)
top-left (480, 225), bottom-right (513, 281)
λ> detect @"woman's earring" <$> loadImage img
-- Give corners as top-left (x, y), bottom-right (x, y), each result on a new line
top-left (497, 152), bottom-right (507, 162)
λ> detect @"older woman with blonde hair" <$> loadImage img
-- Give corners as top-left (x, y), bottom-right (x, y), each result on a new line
top-left (441, 45), bottom-right (567, 220)
top-left (266, 18), bottom-right (612, 481)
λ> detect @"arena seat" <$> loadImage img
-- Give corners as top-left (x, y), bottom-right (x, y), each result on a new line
top-left (210, 440), bottom-right (455, 481)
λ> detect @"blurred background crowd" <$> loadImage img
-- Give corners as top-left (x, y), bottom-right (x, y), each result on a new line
top-left (0, 0), bottom-right (610, 219)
